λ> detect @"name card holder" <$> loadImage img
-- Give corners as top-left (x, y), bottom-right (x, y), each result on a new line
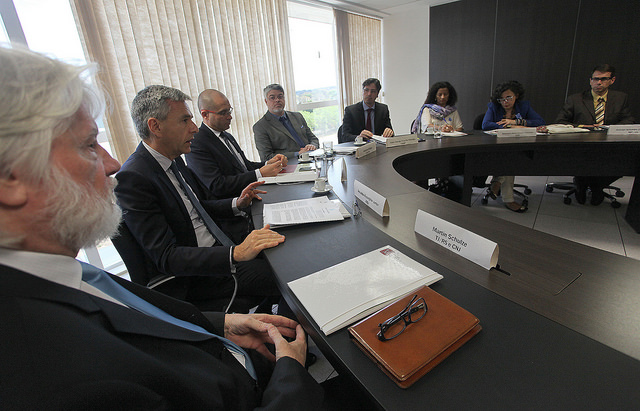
top-left (356, 141), bottom-right (376, 158)
top-left (414, 210), bottom-right (498, 270)
top-left (354, 179), bottom-right (389, 217)
top-left (495, 128), bottom-right (537, 138)
top-left (341, 158), bottom-right (347, 182)
top-left (607, 124), bottom-right (640, 135)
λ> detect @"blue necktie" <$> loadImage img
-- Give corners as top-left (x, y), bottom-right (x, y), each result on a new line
top-left (169, 161), bottom-right (234, 247)
top-left (80, 262), bottom-right (257, 379)
top-left (278, 115), bottom-right (306, 147)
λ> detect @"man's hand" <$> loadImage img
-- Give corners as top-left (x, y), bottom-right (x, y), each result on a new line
top-left (298, 144), bottom-right (317, 154)
top-left (237, 181), bottom-right (267, 208)
top-left (359, 130), bottom-right (373, 139)
top-left (267, 154), bottom-right (288, 167)
top-left (233, 224), bottom-right (285, 261)
top-left (260, 160), bottom-right (284, 177)
top-left (382, 127), bottom-right (394, 137)
top-left (224, 313), bottom-right (303, 363)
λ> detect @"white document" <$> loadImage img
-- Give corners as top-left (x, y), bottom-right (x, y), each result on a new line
top-left (414, 210), bottom-right (498, 270)
top-left (258, 167), bottom-right (317, 184)
top-left (288, 245), bottom-right (443, 335)
top-left (440, 131), bottom-right (467, 137)
top-left (545, 124), bottom-right (590, 134)
top-left (263, 196), bottom-right (345, 228)
top-left (354, 179), bottom-right (389, 217)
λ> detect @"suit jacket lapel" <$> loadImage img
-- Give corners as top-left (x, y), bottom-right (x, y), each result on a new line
top-left (0, 265), bottom-right (218, 342)
top-left (266, 112), bottom-right (298, 145)
top-left (581, 91), bottom-right (596, 122)
top-left (220, 131), bottom-right (249, 173)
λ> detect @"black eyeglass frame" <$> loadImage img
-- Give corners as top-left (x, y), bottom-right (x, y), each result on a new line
top-left (377, 294), bottom-right (428, 341)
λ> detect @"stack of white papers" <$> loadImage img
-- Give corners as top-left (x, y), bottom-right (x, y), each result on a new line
top-left (372, 134), bottom-right (419, 147)
top-left (263, 196), bottom-right (345, 228)
top-left (545, 124), bottom-right (590, 134)
top-left (259, 163), bottom-right (317, 184)
top-left (288, 245), bottom-right (443, 335)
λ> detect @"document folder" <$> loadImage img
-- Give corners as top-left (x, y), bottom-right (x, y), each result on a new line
top-left (348, 285), bottom-right (481, 388)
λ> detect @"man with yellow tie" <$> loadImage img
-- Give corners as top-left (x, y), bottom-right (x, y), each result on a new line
top-left (556, 64), bottom-right (635, 205)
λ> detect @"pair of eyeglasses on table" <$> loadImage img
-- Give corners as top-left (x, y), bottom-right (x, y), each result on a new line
top-left (377, 294), bottom-right (428, 341)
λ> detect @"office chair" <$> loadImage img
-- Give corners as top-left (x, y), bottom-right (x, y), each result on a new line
top-left (111, 221), bottom-right (256, 313)
top-left (545, 181), bottom-right (624, 208)
top-left (337, 125), bottom-right (345, 143)
top-left (472, 114), bottom-right (531, 206)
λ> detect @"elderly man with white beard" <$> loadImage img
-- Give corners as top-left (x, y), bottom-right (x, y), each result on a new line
top-left (0, 46), bottom-right (321, 410)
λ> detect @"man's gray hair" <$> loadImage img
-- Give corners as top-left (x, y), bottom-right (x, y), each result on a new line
top-left (0, 46), bottom-right (103, 184)
top-left (263, 83), bottom-right (285, 99)
top-left (131, 85), bottom-right (191, 139)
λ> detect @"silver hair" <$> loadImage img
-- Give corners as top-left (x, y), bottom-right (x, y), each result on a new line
top-left (263, 83), bottom-right (285, 99)
top-left (131, 85), bottom-right (191, 139)
top-left (0, 45), bottom-right (104, 183)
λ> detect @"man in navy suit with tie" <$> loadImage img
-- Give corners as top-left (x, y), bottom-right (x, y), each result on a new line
top-left (341, 78), bottom-right (394, 142)
top-left (115, 85), bottom-right (285, 307)
top-left (0, 47), bottom-right (321, 409)
top-left (186, 89), bottom-right (288, 197)
top-left (555, 64), bottom-right (635, 205)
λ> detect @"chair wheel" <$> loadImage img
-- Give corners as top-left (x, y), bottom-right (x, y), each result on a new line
top-left (545, 186), bottom-right (554, 193)
top-left (616, 190), bottom-right (625, 198)
top-left (563, 197), bottom-right (572, 205)
top-left (481, 198), bottom-right (488, 205)
top-left (611, 201), bottom-right (621, 209)
top-left (524, 188), bottom-right (532, 195)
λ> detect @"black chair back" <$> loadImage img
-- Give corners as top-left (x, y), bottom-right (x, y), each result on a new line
top-left (473, 114), bottom-right (484, 130)
top-left (337, 125), bottom-right (345, 143)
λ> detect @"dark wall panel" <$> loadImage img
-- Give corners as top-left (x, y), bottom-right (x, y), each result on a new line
top-left (492, 0), bottom-right (580, 123)
top-left (430, 0), bottom-right (496, 128)
top-left (567, 0), bottom-right (640, 122)
top-left (430, 0), bottom-right (639, 127)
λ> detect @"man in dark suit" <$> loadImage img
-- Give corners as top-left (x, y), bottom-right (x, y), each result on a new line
top-left (115, 85), bottom-right (285, 307)
top-left (556, 64), bottom-right (635, 205)
top-left (186, 89), bottom-right (288, 197)
top-left (0, 47), bottom-right (321, 409)
top-left (253, 84), bottom-right (319, 162)
top-left (341, 78), bottom-right (394, 142)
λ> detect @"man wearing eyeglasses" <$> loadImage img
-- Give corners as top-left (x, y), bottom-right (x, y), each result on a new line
top-left (253, 84), bottom-right (319, 162)
top-left (555, 64), bottom-right (635, 205)
top-left (187, 89), bottom-right (288, 197)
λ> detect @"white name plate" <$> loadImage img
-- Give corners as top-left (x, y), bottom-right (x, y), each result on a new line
top-left (341, 157), bottom-right (347, 182)
top-left (495, 128), bottom-right (537, 138)
top-left (354, 179), bottom-right (389, 217)
top-left (373, 134), bottom-right (419, 147)
top-left (607, 124), bottom-right (640, 135)
top-left (414, 210), bottom-right (498, 270)
top-left (355, 141), bottom-right (376, 158)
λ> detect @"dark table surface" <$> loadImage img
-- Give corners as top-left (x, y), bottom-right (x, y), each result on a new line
top-left (252, 131), bottom-right (640, 409)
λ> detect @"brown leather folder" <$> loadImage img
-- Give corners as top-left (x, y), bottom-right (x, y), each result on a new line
top-left (348, 285), bottom-right (481, 388)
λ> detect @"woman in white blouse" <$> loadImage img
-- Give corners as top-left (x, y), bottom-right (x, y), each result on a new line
top-left (411, 82), bottom-right (463, 133)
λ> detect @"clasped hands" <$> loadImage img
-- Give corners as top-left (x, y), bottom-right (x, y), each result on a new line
top-left (225, 313), bottom-right (307, 366)
top-left (260, 154), bottom-right (288, 177)
top-left (359, 127), bottom-right (394, 139)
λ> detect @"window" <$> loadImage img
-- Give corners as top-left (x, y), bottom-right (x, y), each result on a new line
top-left (3, 0), bottom-right (125, 275)
top-left (287, 2), bottom-right (341, 144)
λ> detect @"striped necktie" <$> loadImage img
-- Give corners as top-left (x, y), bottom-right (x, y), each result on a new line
top-left (169, 161), bottom-right (234, 247)
top-left (80, 262), bottom-right (257, 379)
top-left (595, 97), bottom-right (605, 125)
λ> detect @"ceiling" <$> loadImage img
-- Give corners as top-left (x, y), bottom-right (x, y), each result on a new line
top-left (314, 0), bottom-right (457, 17)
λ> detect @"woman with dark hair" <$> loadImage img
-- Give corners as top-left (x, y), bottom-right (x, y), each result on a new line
top-left (411, 81), bottom-right (463, 133)
top-left (482, 80), bottom-right (545, 212)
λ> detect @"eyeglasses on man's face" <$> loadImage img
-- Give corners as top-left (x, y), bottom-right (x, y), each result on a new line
top-left (377, 294), bottom-right (428, 341)
top-left (591, 77), bottom-right (613, 82)
top-left (202, 107), bottom-right (233, 117)
top-left (267, 94), bottom-right (285, 101)
top-left (497, 95), bottom-right (515, 103)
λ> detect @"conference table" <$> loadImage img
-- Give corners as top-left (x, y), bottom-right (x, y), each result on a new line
top-left (251, 131), bottom-right (640, 409)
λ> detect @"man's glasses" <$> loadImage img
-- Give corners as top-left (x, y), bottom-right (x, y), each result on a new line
top-left (267, 94), bottom-right (285, 101)
top-left (497, 95), bottom-right (514, 103)
top-left (202, 107), bottom-right (233, 116)
top-left (377, 294), bottom-right (428, 341)
top-left (591, 77), bottom-right (612, 82)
